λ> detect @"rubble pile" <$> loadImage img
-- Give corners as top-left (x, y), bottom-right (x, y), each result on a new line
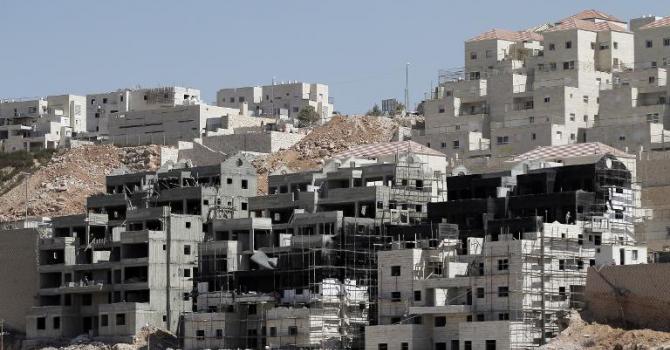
top-left (541, 310), bottom-right (670, 350)
top-left (0, 145), bottom-right (161, 222)
top-left (34, 325), bottom-right (176, 350)
top-left (253, 115), bottom-right (400, 193)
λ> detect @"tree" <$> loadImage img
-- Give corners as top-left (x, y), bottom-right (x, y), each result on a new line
top-left (296, 106), bottom-right (320, 127)
top-left (366, 104), bottom-right (382, 116)
top-left (393, 102), bottom-right (406, 116)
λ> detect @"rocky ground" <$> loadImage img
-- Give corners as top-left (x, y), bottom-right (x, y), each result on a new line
top-left (540, 311), bottom-right (670, 350)
top-left (253, 115), bottom-right (405, 193)
top-left (0, 145), bottom-right (160, 222)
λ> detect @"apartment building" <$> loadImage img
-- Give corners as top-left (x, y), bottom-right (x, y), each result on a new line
top-left (0, 94), bottom-right (86, 152)
top-left (366, 144), bottom-right (647, 350)
top-left (18, 156), bottom-right (259, 343)
top-left (217, 81), bottom-right (334, 124)
top-left (179, 142), bottom-right (447, 349)
top-left (414, 10), bottom-right (638, 161)
top-left (86, 86), bottom-right (201, 137)
top-left (25, 209), bottom-right (203, 341)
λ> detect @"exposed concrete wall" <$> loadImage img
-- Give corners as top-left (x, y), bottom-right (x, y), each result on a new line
top-left (0, 228), bottom-right (40, 333)
top-left (585, 264), bottom-right (670, 331)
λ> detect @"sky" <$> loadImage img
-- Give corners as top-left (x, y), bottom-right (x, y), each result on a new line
top-left (0, 1), bottom-right (668, 114)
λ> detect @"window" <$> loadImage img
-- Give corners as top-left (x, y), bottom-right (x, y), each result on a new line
top-left (498, 259), bottom-right (509, 270)
top-left (632, 250), bottom-right (638, 260)
top-left (391, 266), bottom-right (401, 276)
top-left (391, 291), bottom-right (402, 301)
top-left (476, 287), bottom-right (485, 298)
top-left (53, 317), bottom-right (60, 329)
top-left (549, 43), bottom-right (555, 51)
top-left (184, 268), bottom-right (191, 278)
top-left (583, 115), bottom-right (588, 122)
top-left (288, 326), bottom-right (298, 336)
top-left (378, 345), bottom-right (388, 350)
top-left (613, 42), bottom-right (619, 49)
top-left (549, 62), bottom-right (557, 71)
top-left (401, 343), bottom-right (409, 350)
top-left (650, 76), bottom-right (656, 84)
top-left (646, 40), bottom-right (653, 48)
top-left (619, 135), bottom-right (626, 141)
top-left (37, 317), bottom-right (46, 330)
top-left (101, 314), bottom-right (108, 327)
top-left (226, 178), bottom-right (233, 184)
top-left (453, 140), bottom-right (460, 149)
top-left (559, 259), bottom-right (565, 270)
top-left (270, 327), bottom-right (277, 337)
top-left (238, 96), bottom-right (245, 102)
top-left (529, 116), bottom-right (535, 124)
top-left (185, 221), bottom-right (191, 229)
top-left (569, 113), bottom-right (576, 121)
top-left (184, 245), bottom-right (191, 255)
top-left (583, 95), bottom-right (589, 103)
top-left (470, 52), bottom-right (477, 60)
top-left (498, 286), bottom-right (509, 297)
top-left (476, 314), bottom-right (485, 321)
top-left (434, 316), bottom-right (447, 327)
top-left (116, 313), bottom-right (126, 326)
top-left (241, 202), bottom-right (248, 210)
top-left (215, 329), bottom-right (223, 339)
top-left (414, 290), bottom-right (422, 301)
top-left (570, 133), bottom-right (576, 141)
top-left (486, 340), bottom-right (497, 350)
top-left (565, 41), bottom-right (572, 49)
top-left (436, 343), bottom-right (447, 350)
top-left (577, 260), bottom-right (584, 270)
top-left (591, 42), bottom-right (596, 50)
top-left (496, 136), bottom-right (509, 145)
top-left (196, 330), bottom-right (205, 340)
top-left (438, 106), bottom-right (446, 113)
top-left (440, 142), bottom-right (446, 149)
top-left (498, 313), bottom-right (509, 320)
top-left (544, 96), bottom-right (550, 103)
top-left (531, 133), bottom-right (537, 140)
top-left (241, 179), bottom-right (248, 189)
top-left (563, 61), bottom-right (575, 70)
top-left (665, 38), bottom-right (670, 47)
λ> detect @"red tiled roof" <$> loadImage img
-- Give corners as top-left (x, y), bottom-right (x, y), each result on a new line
top-left (334, 141), bottom-right (446, 159)
top-left (557, 9), bottom-right (625, 24)
top-left (510, 142), bottom-right (633, 162)
top-left (639, 17), bottom-right (670, 30)
top-left (467, 29), bottom-right (544, 43)
top-left (545, 18), bottom-right (630, 33)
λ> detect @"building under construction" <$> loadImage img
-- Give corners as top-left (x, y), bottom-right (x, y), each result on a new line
top-left (183, 141), bottom-right (449, 349)
top-left (366, 145), bottom-right (647, 350)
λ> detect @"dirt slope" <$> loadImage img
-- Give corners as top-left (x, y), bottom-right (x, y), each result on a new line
top-left (0, 145), bottom-right (160, 222)
top-left (253, 115), bottom-right (401, 193)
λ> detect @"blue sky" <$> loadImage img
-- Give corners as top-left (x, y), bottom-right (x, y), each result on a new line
top-left (0, 1), bottom-right (667, 114)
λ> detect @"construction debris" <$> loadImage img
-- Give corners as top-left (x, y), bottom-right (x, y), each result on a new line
top-left (0, 145), bottom-right (160, 222)
top-left (540, 310), bottom-right (670, 350)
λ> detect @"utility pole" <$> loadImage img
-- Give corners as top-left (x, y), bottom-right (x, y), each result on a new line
top-left (405, 62), bottom-right (410, 111)
top-left (20, 172), bottom-right (30, 225)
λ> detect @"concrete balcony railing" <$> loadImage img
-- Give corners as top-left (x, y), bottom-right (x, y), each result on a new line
top-left (409, 305), bottom-right (472, 314)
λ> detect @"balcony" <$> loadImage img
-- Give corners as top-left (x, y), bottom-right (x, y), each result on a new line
top-left (409, 305), bottom-right (472, 314)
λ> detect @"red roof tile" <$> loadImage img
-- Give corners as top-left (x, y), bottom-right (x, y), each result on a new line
top-left (334, 141), bottom-right (446, 159)
top-left (467, 29), bottom-right (544, 43)
top-left (510, 142), bottom-right (633, 162)
top-left (546, 18), bottom-right (630, 33)
top-left (557, 9), bottom-right (625, 24)
top-left (639, 17), bottom-right (670, 30)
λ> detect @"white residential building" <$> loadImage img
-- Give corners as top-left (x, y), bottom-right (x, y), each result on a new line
top-left (0, 95), bottom-right (86, 152)
top-left (217, 82), bottom-right (334, 124)
top-left (414, 10), bottom-right (639, 161)
top-left (86, 86), bottom-right (201, 137)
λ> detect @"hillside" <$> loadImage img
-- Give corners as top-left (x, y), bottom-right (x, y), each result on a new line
top-left (0, 145), bottom-right (160, 222)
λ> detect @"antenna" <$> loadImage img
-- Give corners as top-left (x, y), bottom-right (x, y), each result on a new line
top-left (405, 62), bottom-right (410, 110)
